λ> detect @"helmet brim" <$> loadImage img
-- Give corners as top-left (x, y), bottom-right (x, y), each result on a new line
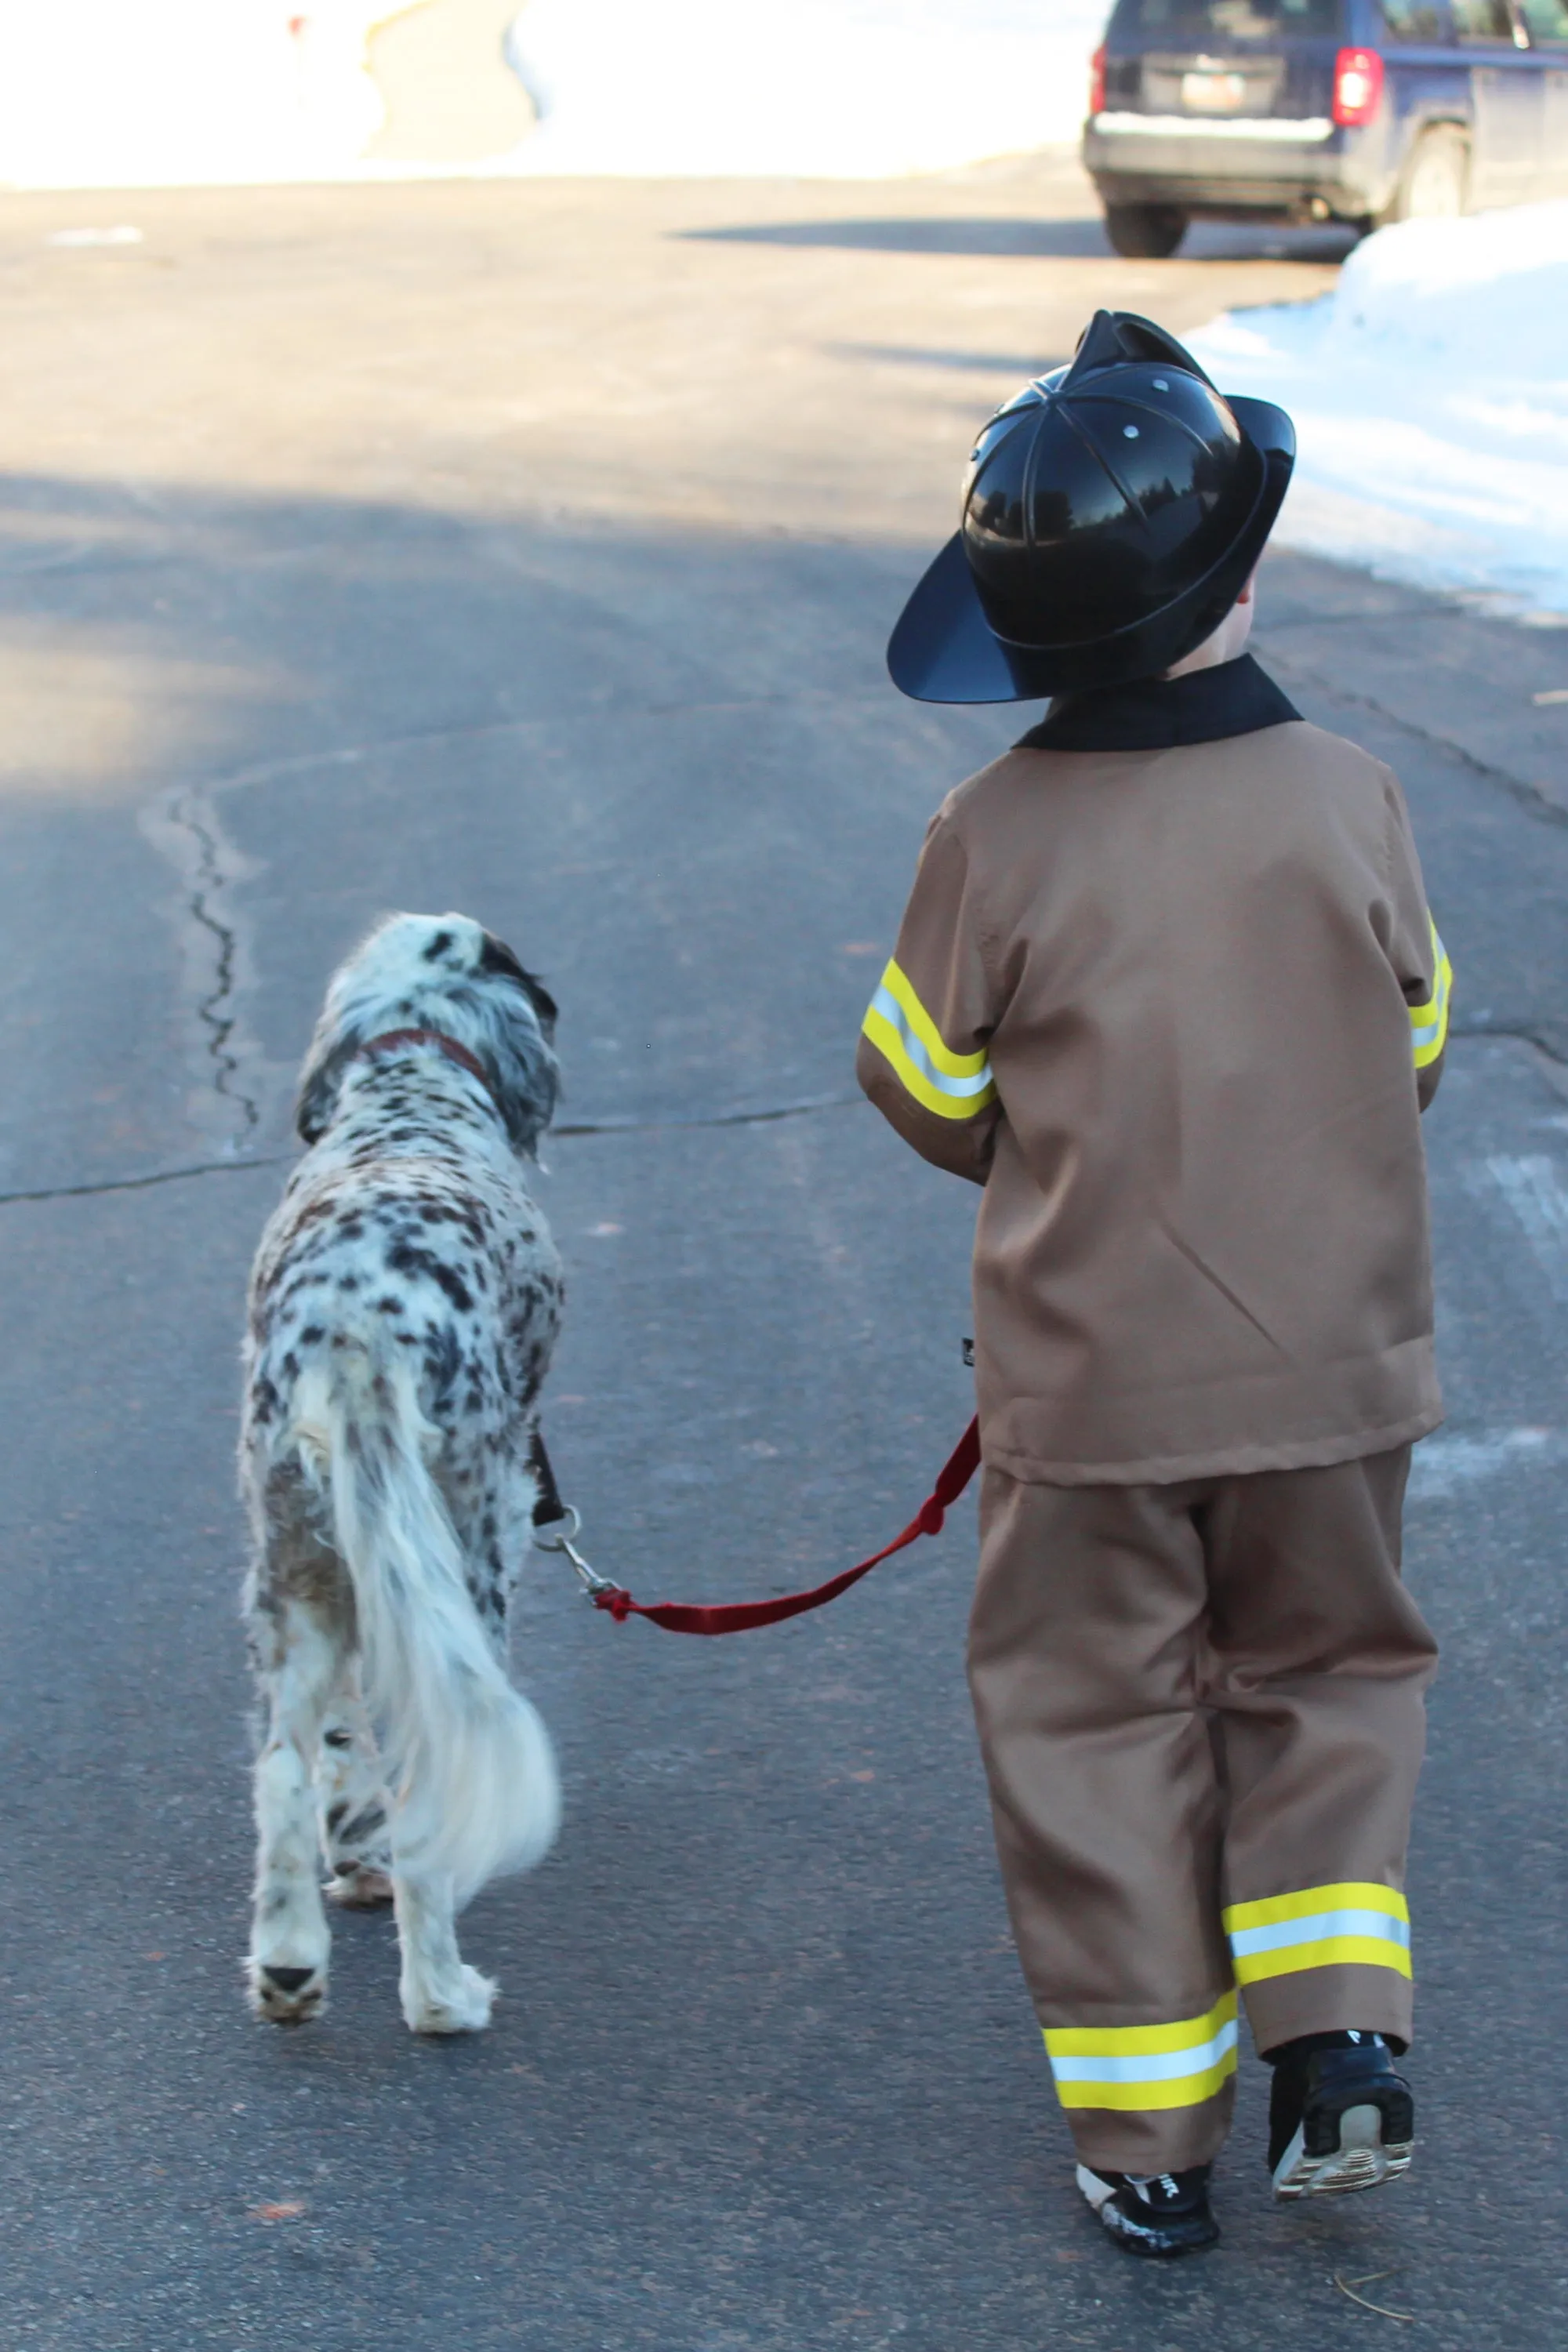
top-left (887, 395), bottom-right (1296, 705)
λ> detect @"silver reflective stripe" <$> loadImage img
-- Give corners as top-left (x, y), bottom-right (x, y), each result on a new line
top-left (868, 983), bottom-right (995, 1102)
top-left (1229, 1908), bottom-right (1412, 1960)
top-left (1093, 111), bottom-right (1334, 142)
top-left (1049, 2018), bottom-right (1238, 2085)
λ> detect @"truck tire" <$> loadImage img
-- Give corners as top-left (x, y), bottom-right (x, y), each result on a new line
top-left (1381, 125), bottom-right (1469, 225)
top-left (1102, 201), bottom-right (1189, 259)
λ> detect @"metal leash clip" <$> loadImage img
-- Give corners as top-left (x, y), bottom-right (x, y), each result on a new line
top-left (532, 1504), bottom-right (619, 1602)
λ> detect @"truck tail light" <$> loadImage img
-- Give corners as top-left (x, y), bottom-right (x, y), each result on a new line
top-left (1332, 46), bottom-right (1385, 128)
top-left (1089, 44), bottom-right (1106, 118)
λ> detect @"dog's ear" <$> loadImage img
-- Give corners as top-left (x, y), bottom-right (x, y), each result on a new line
top-left (466, 941), bottom-right (561, 1156)
top-left (295, 1036), bottom-right (358, 1145)
top-left (478, 931), bottom-right (558, 1039)
top-left (471, 933), bottom-right (561, 1150)
top-left (477, 1008), bottom-right (560, 1159)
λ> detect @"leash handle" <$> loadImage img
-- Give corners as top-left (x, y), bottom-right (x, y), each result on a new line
top-left (587, 1417), bottom-right (982, 1635)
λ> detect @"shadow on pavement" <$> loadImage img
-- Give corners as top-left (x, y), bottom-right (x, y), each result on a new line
top-left (828, 343), bottom-right (1073, 377)
top-left (682, 215), bottom-right (1112, 256)
top-left (683, 215), bottom-right (1360, 264)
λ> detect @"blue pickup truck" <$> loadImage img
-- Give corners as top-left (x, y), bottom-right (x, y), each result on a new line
top-left (1082, 0), bottom-right (1568, 255)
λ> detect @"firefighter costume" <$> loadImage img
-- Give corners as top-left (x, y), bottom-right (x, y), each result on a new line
top-left (857, 312), bottom-right (1448, 2243)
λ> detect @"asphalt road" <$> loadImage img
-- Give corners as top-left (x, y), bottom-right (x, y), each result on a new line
top-left (2, 154), bottom-right (1566, 2350)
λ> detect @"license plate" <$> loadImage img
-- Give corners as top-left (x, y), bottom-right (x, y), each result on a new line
top-left (1181, 70), bottom-right (1247, 112)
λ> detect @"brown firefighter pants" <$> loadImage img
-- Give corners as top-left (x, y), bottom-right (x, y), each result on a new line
top-left (967, 1446), bottom-right (1438, 2175)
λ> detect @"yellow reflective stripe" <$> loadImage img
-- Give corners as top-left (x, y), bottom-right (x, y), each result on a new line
top-left (1045, 1990), bottom-right (1236, 2060)
top-left (877, 959), bottom-right (990, 1080)
top-left (1410, 916), bottom-right (1451, 1069)
top-left (1224, 1883), bottom-right (1412, 1986)
top-left (1044, 1992), bottom-right (1237, 2112)
top-left (1233, 1936), bottom-right (1413, 1987)
top-left (1223, 1883), bottom-right (1407, 1933)
top-left (861, 958), bottom-right (997, 1123)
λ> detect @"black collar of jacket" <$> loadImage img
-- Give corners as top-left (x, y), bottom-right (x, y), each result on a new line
top-left (1015, 654), bottom-right (1301, 754)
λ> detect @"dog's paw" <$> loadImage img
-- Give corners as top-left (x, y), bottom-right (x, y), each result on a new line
top-left (324, 1864), bottom-right (394, 1907)
top-left (245, 1955), bottom-right (328, 2024)
top-left (401, 1964), bottom-right (497, 2035)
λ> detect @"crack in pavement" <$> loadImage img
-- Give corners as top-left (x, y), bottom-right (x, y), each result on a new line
top-left (0, 1091), bottom-right (866, 1207)
top-left (11, 1024), bottom-right (1568, 1210)
top-left (127, 640), bottom-right (1551, 1198)
top-left (1263, 643), bottom-right (1568, 831)
top-left (1453, 1019), bottom-right (1568, 1072)
top-left (554, 1089), bottom-right (863, 1139)
top-left (147, 685), bottom-right (877, 806)
top-left (138, 781), bottom-right (283, 1157)
top-left (15, 1031), bottom-right (1566, 1209)
top-left (0, 1151), bottom-right (295, 1207)
top-left (134, 693), bottom-right (884, 1164)
top-left (177, 787), bottom-right (260, 1141)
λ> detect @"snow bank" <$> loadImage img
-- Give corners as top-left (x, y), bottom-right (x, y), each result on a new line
top-left (508, 0), bottom-right (1107, 179)
top-left (0, 0), bottom-right (1104, 189)
top-left (0, 2), bottom-right (401, 189)
top-left (1190, 201), bottom-right (1568, 623)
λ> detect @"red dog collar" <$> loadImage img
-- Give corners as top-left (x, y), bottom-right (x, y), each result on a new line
top-left (356, 1027), bottom-right (496, 1104)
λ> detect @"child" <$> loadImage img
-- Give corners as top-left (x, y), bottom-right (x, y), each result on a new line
top-left (857, 311), bottom-right (1448, 2258)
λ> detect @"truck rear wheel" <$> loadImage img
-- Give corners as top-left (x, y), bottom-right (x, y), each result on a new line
top-left (1102, 201), bottom-right (1189, 259)
top-left (1382, 125), bottom-right (1469, 224)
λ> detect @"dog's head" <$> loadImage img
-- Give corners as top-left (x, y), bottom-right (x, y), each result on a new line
top-left (296, 913), bottom-right (561, 1157)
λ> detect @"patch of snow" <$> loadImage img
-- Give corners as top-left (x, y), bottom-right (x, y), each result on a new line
top-left (506, 0), bottom-right (1106, 178)
top-left (1189, 201), bottom-right (1568, 622)
top-left (46, 224), bottom-right (144, 246)
top-left (0, 1), bottom-right (1104, 190)
top-left (0, 2), bottom-right (401, 189)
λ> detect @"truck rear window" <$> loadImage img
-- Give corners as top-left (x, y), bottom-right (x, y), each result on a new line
top-left (1112, 0), bottom-right (1344, 34)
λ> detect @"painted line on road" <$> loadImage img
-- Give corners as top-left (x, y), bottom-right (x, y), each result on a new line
top-left (1409, 1425), bottom-right (1564, 1502)
top-left (1481, 1152), bottom-right (1568, 1304)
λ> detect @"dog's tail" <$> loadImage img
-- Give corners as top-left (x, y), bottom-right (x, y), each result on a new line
top-left (289, 1349), bottom-right (560, 1907)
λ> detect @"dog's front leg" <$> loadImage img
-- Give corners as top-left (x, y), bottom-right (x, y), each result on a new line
top-left (246, 1596), bottom-right (344, 2023)
top-left (393, 1869), bottom-right (497, 2034)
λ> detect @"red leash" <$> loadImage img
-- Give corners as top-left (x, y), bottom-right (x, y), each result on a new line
top-left (533, 1419), bottom-right (982, 1635)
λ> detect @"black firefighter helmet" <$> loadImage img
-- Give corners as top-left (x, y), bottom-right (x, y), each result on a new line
top-left (887, 310), bottom-right (1296, 703)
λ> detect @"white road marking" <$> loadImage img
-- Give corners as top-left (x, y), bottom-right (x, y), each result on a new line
top-left (1409, 1427), bottom-right (1562, 1501)
top-left (1485, 1154), bottom-right (1568, 1303)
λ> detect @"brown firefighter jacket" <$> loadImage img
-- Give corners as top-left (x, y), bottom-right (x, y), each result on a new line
top-left (857, 655), bottom-right (1450, 1485)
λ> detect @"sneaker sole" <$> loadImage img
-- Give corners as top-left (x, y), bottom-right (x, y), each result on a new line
top-left (1273, 2103), bottom-right (1414, 2201)
top-left (1076, 2165), bottom-right (1220, 2256)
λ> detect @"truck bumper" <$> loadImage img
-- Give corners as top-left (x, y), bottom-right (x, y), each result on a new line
top-left (1082, 116), bottom-right (1390, 222)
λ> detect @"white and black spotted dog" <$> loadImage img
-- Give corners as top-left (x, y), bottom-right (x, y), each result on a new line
top-left (241, 912), bottom-right (564, 2034)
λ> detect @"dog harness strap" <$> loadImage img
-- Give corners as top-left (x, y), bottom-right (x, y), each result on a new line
top-left (591, 1417), bottom-right (981, 1634)
top-left (358, 1028), bottom-right (496, 1100)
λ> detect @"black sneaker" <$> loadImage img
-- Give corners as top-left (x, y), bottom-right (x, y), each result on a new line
top-left (1267, 2031), bottom-right (1414, 2201)
top-left (1076, 2162), bottom-right (1220, 2256)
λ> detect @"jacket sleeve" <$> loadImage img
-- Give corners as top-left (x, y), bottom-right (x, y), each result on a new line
top-left (855, 806), bottom-right (1004, 1184)
top-left (1384, 774), bottom-right (1452, 1112)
